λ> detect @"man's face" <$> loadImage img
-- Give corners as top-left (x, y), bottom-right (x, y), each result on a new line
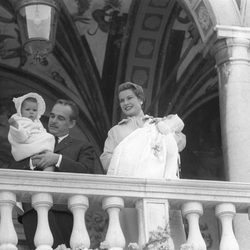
top-left (48, 103), bottom-right (75, 137)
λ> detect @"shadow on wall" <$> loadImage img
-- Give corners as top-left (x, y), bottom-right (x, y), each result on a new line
top-left (181, 147), bottom-right (224, 180)
top-left (0, 99), bottom-right (15, 168)
top-left (181, 98), bottom-right (224, 180)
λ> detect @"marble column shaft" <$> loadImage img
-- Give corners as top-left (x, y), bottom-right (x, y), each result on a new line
top-left (213, 37), bottom-right (250, 181)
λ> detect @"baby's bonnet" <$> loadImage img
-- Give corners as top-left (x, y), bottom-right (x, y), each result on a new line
top-left (13, 92), bottom-right (46, 119)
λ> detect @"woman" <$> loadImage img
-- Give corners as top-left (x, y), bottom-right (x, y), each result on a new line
top-left (100, 82), bottom-right (187, 248)
top-left (100, 81), bottom-right (186, 178)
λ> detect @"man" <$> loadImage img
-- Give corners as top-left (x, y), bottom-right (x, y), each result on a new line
top-left (31, 99), bottom-right (95, 173)
top-left (15, 99), bottom-right (96, 249)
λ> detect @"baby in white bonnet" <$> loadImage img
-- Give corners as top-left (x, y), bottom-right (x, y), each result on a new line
top-left (8, 92), bottom-right (55, 171)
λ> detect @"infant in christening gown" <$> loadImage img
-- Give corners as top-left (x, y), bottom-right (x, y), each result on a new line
top-left (107, 114), bottom-right (184, 179)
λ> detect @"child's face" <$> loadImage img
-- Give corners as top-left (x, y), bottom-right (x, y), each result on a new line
top-left (21, 100), bottom-right (38, 121)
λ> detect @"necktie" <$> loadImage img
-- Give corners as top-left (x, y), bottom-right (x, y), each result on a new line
top-left (55, 136), bottom-right (59, 147)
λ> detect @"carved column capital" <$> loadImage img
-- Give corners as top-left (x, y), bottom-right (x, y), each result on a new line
top-left (102, 196), bottom-right (124, 210)
top-left (211, 37), bottom-right (250, 66)
top-left (181, 201), bottom-right (203, 217)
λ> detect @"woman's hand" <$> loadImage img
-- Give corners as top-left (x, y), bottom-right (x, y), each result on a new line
top-left (174, 132), bottom-right (186, 152)
top-left (156, 120), bottom-right (171, 134)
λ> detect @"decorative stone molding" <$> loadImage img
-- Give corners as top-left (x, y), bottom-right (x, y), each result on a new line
top-left (181, 0), bottom-right (214, 42)
top-left (194, 1), bottom-right (213, 40)
top-left (215, 25), bottom-right (250, 39)
top-left (219, 62), bottom-right (231, 83)
top-left (136, 199), bottom-right (175, 249)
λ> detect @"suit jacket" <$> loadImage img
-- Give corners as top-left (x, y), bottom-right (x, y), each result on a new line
top-left (54, 135), bottom-right (95, 174)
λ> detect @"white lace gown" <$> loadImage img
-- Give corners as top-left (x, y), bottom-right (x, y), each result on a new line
top-left (107, 114), bottom-right (183, 179)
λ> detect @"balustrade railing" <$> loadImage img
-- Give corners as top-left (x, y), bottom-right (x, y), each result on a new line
top-left (0, 169), bottom-right (248, 250)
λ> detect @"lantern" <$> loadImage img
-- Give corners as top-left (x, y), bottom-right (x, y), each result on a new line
top-left (15, 0), bottom-right (59, 57)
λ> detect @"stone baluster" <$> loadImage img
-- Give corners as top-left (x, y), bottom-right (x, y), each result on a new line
top-left (102, 197), bottom-right (126, 250)
top-left (135, 200), bottom-right (147, 249)
top-left (181, 202), bottom-right (206, 250)
top-left (0, 191), bottom-right (18, 250)
top-left (32, 193), bottom-right (53, 250)
top-left (68, 195), bottom-right (90, 249)
top-left (215, 203), bottom-right (239, 250)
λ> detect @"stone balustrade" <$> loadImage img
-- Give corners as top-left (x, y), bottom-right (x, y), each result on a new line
top-left (0, 169), bottom-right (249, 250)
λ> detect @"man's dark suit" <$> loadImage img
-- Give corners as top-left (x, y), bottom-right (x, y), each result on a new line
top-left (53, 135), bottom-right (95, 174)
top-left (12, 135), bottom-right (96, 249)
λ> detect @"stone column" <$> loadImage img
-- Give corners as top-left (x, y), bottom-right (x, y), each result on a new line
top-left (213, 37), bottom-right (250, 181)
top-left (213, 36), bottom-right (250, 250)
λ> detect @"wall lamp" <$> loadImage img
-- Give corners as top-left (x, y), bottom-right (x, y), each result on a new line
top-left (15, 0), bottom-right (60, 59)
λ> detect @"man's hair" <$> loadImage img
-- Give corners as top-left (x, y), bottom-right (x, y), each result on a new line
top-left (55, 99), bottom-right (79, 121)
top-left (118, 82), bottom-right (145, 102)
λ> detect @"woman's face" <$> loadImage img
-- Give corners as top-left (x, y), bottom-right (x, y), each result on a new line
top-left (119, 89), bottom-right (142, 117)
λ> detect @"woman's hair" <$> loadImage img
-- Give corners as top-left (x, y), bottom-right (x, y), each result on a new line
top-left (55, 99), bottom-right (79, 121)
top-left (118, 82), bottom-right (145, 101)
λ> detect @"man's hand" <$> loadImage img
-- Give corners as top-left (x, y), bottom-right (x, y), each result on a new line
top-left (31, 151), bottom-right (59, 170)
